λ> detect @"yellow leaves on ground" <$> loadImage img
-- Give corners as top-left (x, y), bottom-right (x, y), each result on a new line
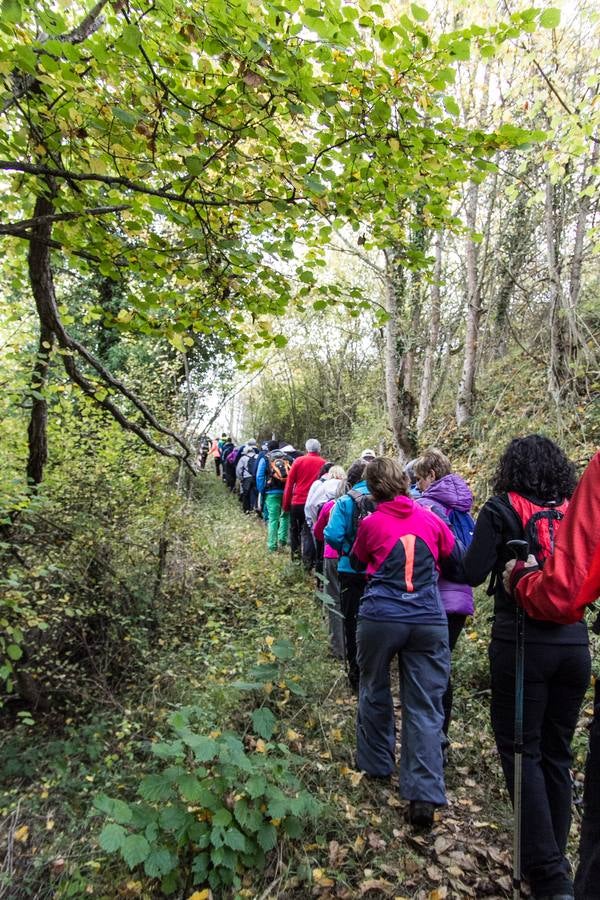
top-left (312, 867), bottom-right (335, 887)
top-left (14, 825), bottom-right (29, 843)
top-left (339, 764), bottom-right (364, 786)
top-left (187, 890), bottom-right (211, 900)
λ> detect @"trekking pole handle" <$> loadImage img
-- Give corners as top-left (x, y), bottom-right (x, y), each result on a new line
top-left (507, 539), bottom-right (529, 562)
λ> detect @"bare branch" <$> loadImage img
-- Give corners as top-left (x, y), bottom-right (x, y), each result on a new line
top-left (0, 205), bottom-right (130, 235)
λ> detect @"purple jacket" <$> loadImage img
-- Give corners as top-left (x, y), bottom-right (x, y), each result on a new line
top-left (417, 474), bottom-right (475, 616)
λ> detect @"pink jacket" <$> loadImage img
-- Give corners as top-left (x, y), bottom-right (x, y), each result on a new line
top-left (314, 499), bottom-right (338, 560)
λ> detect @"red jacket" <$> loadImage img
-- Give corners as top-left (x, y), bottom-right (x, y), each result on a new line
top-left (282, 453), bottom-right (325, 511)
top-left (513, 451), bottom-right (600, 623)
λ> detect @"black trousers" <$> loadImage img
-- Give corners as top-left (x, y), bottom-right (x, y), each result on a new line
top-left (339, 571), bottom-right (366, 690)
top-left (214, 458), bottom-right (221, 478)
top-left (442, 613), bottom-right (467, 740)
top-left (575, 679), bottom-right (600, 899)
top-left (489, 638), bottom-right (591, 897)
top-left (289, 504), bottom-right (305, 560)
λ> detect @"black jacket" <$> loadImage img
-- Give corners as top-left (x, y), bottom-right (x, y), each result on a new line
top-left (460, 493), bottom-right (588, 645)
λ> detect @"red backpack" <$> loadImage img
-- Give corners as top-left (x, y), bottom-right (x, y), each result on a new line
top-left (508, 492), bottom-right (569, 566)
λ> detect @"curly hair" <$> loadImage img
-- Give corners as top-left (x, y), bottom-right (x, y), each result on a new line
top-left (492, 434), bottom-right (577, 500)
top-left (413, 448), bottom-right (452, 481)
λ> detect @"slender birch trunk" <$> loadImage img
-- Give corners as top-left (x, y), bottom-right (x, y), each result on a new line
top-left (417, 233), bottom-right (443, 432)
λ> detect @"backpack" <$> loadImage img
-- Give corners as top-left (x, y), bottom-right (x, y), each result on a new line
top-left (266, 453), bottom-right (291, 489)
top-left (347, 488), bottom-right (377, 533)
top-left (247, 452), bottom-right (260, 478)
top-left (508, 492), bottom-right (569, 566)
top-left (447, 509), bottom-right (475, 549)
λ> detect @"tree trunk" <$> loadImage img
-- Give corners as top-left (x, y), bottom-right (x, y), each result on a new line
top-left (545, 174), bottom-right (569, 403)
top-left (384, 249), bottom-right (416, 460)
top-left (455, 181), bottom-right (481, 426)
top-left (27, 192), bottom-right (58, 487)
top-left (417, 233), bottom-right (443, 432)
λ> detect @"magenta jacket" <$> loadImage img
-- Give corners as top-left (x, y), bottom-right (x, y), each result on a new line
top-left (350, 496), bottom-right (462, 624)
top-left (314, 499), bottom-right (338, 560)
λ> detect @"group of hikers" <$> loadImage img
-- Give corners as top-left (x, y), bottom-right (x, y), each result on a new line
top-left (200, 432), bottom-right (600, 900)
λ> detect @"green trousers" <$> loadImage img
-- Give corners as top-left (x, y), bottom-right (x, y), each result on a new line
top-left (265, 493), bottom-right (289, 551)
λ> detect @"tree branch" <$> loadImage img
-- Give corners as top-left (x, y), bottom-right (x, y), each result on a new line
top-left (0, 205), bottom-right (130, 235)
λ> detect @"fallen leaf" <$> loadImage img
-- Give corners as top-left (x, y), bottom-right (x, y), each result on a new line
top-left (187, 891), bottom-right (211, 900)
top-left (428, 888), bottom-right (448, 899)
top-left (14, 825), bottom-right (29, 843)
top-left (313, 868), bottom-right (335, 887)
top-left (367, 831), bottom-right (386, 851)
top-left (433, 836), bottom-right (451, 856)
top-left (353, 835), bottom-right (366, 855)
top-left (358, 878), bottom-right (395, 896)
top-left (328, 840), bottom-right (347, 867)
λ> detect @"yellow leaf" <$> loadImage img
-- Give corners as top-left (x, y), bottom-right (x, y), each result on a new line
top-left (265, 636), bottom-right (274, 647)
top-left (312, 868), bottom-right (334, 887)
top-left (353, 835), bottom-right (366, 854)
top-left (188, 891), bottom-right (211, 900)
top-left (15, 825), bottom-right (29, 843)
top-left (286, 728), bottom-right (300, 741)
top-left (330, 728), bottom-right (343, 742)
top-left (46, 818), bottom-right (55, 831)
top-left (255, 739), bottom-right (267, 753)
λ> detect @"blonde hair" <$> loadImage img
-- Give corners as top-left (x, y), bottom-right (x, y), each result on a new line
top-left (328, 465), bottom-right (346, 480)
top-left (414, 448), bottom-right (452, 481)
top-left (365, 457), bottom-right (409, 502)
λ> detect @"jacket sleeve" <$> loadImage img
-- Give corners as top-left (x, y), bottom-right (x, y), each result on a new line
top-left (304, 481), bottom-right (319, 528)
top-left (513, 451), bottom-right (600, 623)
top-left (349, 517), bottom-right (369, 573)
top-left (235, 455), bottom-right (245, 479)
top-left (313, 502), bottom-right (331, 543)
top-left (324, 497), bottom-right (350, 553)
top-left (282, 459), bottom-right (297, 512)
top-left (256, 457), bottom-right (267, 494)
top-left (456, 501), bottom-right (504, 586)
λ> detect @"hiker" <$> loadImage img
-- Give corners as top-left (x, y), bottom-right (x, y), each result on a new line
top-left (414, 448), bottom-right (475, 757)
top-left (282, 439), bottom-right (326, 565)
top-left (210, 437), bottom-right (222, 478)
top-left (313, 489), bottom-right (345, 661)
top-left (256, 441), bottom-right (292, 552)
top-left (306, 464), bottom-right (346, 574)
top-left (324, 459), bottom-right (374, 692)
top-left (220, 437), bottom-right (235, 491)
top-left (503, 450), bottom-right (600, 900)
top-left (349, 457), bottom-right (463, 828)
top-left (198, 435), bottom-right (210, 470)
top-left (236, 440), bottom-right (259, 513)
top-left (404, 458), bottom-right (422, 498)
top-left (459, 435), bottom-right (589, 900)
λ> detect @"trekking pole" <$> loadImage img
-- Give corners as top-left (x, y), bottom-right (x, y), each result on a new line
top-left (507, 539), bottom-right (529, 900)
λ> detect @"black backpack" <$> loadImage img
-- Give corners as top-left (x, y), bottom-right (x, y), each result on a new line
top-left (348, 488), bottom-right (377, 533)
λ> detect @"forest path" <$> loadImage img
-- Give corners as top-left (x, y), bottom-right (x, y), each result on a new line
top-left (1, 473), bottom-right (533, 898)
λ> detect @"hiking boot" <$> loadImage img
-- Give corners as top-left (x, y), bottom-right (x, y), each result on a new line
top-left (407, 801), bottom-right (436, 830)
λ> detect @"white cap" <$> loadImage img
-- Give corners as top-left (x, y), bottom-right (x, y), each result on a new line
top-left (281, 444), bottom-right (295, 453)
top-left (361, 448), bottom-right (376, 461)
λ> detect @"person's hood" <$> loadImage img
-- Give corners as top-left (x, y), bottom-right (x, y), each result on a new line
top-left (377, 496), bottom-right (415, 517)
top-left (348, 479), bottom-right (370, 494)
top-left (322, 478), bottom-right (343, 500)
top-left (423, 474), bottom-right (473, 512)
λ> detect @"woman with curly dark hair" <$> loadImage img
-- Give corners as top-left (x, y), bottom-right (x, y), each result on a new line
top-left (460, 435), bottom-right (589, 900)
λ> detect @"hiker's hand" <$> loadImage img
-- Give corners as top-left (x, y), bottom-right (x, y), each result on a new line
top-left (502, 556), bottom-right (538, 593)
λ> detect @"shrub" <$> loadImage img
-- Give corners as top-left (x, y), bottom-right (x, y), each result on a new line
top-left (95, 708), bottom-right (318, 895)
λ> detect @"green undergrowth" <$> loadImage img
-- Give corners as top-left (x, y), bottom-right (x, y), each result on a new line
top-left (1, 474), bottom-right (598, 899)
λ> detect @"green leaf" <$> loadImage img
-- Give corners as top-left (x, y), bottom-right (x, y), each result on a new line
top-left (183, 734), bottom-right (217, 761)
top-left (410, 3), bottom-right (429, 21)
top-left (443, 96), bottom-right (460, 117)
top-left (120, 24), bottom-right (142, 53)
top-left (6, 644), bottom-right (22, 661)
top-left (257, 823), bottom-right (277, 851)
top-left (1, 0), bottom-right (22, 24)
top-left (121, 833), bottom-right (151, 869)
top-left (224, 826), bottom-right (246, 852)
top-left (283, 815), bottom-right (302, 837)
top-left (212, 807), bottom-right (232, 827)
top-left (177, 774), bottom-right (203, 803)
top-left (540, 8), bottom-right (560, 28)
top-left (252, 707), bottom-right (277, 740)
top-left (138, 775), bottom-right (175, 802)
top-left (99, 823), bottom-right (126, 853)
top-left (245, 775), bottom-right (267, 798)
top-left (271, 639), bottom-right (294, 661)
top-left (144, 848), bottom-right (177, 878)
top-left (185, 156), bottom-right (205, 177)
top-left (158, 805), bottom-right (192, 833)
